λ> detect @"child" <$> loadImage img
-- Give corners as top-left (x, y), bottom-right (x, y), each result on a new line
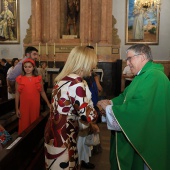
top-left (15, 58), bottom-right (51, 134)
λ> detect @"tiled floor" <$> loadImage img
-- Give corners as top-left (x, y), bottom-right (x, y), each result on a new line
top-left (81, 123), bottom-right (111, 170)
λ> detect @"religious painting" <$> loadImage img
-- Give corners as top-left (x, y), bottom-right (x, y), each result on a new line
top-left (0, 0), bottom-right (20, 44)
top-left (60, 0), bottom-right (80, 39)
top-left (125, 0), bottom-right (160, 45)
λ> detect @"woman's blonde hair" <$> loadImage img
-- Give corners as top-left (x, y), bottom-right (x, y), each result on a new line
top-left (55, 46), bottom-right (97, 82)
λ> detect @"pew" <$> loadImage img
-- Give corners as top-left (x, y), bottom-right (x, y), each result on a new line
top-left (0, 99), bottom-right (18, 134)
top-left (0, 111), bottom-right (49, 170)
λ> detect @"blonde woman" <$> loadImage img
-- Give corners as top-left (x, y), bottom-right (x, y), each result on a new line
top-left (44, 46), bottom-right (98, 170)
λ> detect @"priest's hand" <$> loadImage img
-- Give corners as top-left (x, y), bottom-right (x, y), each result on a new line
top-left (97, 100), bottom-right (111, 111)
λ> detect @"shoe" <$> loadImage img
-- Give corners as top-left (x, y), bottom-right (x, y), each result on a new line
top-left (81, 161), bottom-right (95, 169)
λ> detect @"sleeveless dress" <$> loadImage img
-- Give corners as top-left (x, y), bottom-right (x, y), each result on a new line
top-left (16, 75), bottom-right (42, 134)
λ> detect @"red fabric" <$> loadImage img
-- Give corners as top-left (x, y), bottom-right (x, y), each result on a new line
top-left (16, 75), bottom-right (42, 134)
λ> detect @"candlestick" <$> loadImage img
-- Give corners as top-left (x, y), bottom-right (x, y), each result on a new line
top-left (53, 54), bottom-right (56, 68)
top-left (39, 55), bottom-right (41, 68)
top-left (38, 43), bottom-right (41, 55)
top-left (46, 43), bottom-right (48, 55)
top-left (46, 54), bottom-right (49, 68)
top-left (54, 43), bottom-right (55, 55)
top-left (96, 43), bottom-right (97, 55)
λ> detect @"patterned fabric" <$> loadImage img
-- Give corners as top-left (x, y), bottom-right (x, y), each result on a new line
top-left (0, 125), bottom-right (11, 145)
top-left (44, 74), bottom-right (97, 170)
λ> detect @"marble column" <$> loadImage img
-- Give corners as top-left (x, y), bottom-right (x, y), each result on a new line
top-left (32, 0), bottom-right (41, 43)
top-left (106, 0), bottom-right (113, 44)
top-left (88, 0), bottom-right (92, 43)
top-left (49, 0), bottom-right (60, 42)
top-left (42, 0), bottom-right (50, 42)
top-left (100, 0), bottom-right (107, 43)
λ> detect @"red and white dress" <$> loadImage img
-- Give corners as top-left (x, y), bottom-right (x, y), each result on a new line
top-left (44, 74), bottom-right (97, 170)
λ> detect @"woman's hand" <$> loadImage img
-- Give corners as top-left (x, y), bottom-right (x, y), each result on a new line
top-left (47, 103), bottom-right (51, 109)
top-left (16, 109), bottom-right (21, 118)
top-left (97, 100), bottom-right (111, 111)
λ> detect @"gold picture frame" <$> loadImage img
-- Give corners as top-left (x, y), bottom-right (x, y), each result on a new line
top-left (125, 0), bottom-right (160, 45)
top-left (0, 0), bottom-right (20, 44)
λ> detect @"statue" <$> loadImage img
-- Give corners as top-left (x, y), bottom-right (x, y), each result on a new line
top-left (66, 0), bottom-right (79, 35)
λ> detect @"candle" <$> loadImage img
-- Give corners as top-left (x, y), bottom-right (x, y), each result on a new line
top-left (88, 43), bottom-right (90, 46)
top-left (46, 43), bottom-right (48, 55)
top-left (54, 43), bottom-right (55, 55)
top-left (38, 43), bottom-right (41, 55)
top-left (96, 43), bottom-right (97, 54)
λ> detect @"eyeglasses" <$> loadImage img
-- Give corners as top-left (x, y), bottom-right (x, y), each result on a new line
top-left (126, 54), bottom-right (141, 62)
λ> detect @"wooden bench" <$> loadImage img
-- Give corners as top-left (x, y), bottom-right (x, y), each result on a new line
top-left (0, 99), bottom-right (18, 134)
top-left (0, 111), bottom-right (49, 170)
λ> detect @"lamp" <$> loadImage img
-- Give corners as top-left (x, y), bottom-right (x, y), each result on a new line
top-left (134, 0), bottom-right (161, 10)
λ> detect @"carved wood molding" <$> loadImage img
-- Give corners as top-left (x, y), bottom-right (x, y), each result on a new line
top-left (112, 15), bottom-right (121, 45)
top-left (23, 15), bottom-right (32, 44)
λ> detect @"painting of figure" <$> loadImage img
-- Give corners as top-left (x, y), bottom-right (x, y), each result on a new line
top-left (126, 0), bottom-right (159, 44)
top-left (0, 0), bottom-right (19, 43)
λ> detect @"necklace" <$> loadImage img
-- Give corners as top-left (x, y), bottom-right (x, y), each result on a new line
top-left (26, 76), bottom-right (32, 81)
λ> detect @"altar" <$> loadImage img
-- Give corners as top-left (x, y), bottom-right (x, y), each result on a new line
top-left (47, 68), bottom-right (60, 88)
top-left (24, 0), bottom-right (121, 97)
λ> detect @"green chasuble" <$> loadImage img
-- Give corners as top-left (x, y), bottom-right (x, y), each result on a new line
top-left (110, 61), bottom-right (170, 170)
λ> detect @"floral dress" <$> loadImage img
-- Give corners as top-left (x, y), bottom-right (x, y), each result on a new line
top-left (44, 74), bottom-right (97, 170)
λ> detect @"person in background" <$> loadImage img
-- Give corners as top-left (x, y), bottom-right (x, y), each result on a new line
top-left (98, 44), bottom-right (170, 170)
top-left (1, 58), bottom-right (11, 77)
top-left (77, 117), bottom-right (99, 169)
top-left (0, 64), bottom-right (5, 99)
top-left (7, 46), bottom-right (39, 94)
top-left (83, 46), bottom-right (103, 157)
top-left (15, 58), bottom-right (50, 135)
top-left (38, 61), bottom-right (49, 111)
top-left (122, 65), bottom-right (134, 88)
top-left (44, 46), bottom-right (98, 170)
top-left (6, 58), bottom-right (19, 99)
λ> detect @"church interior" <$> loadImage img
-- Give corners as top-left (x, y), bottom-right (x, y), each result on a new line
top-left (0, 0), bottom-right (170, 169)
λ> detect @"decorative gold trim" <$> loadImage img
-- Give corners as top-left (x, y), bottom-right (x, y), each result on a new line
top-left (116, 132), bottom-right (121, 170)
top-left (114, 113), bottom-right (151, 169)
top-left (112, 48), bottom-right (119, 54)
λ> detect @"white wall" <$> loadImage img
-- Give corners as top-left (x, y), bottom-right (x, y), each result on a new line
top-left (0, 0), bottom-right (31, 59)
top-left (113, 0), bottom-right (170, 61)
top-left (1, 0), bottom-right (170, 61)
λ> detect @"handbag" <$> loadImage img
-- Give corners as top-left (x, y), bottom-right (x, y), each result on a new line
top-left (84, 133), bottom-right (100, 146)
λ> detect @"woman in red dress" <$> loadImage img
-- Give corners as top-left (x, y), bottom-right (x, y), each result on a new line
top-left (15, 58), bottom-right (50, 134)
